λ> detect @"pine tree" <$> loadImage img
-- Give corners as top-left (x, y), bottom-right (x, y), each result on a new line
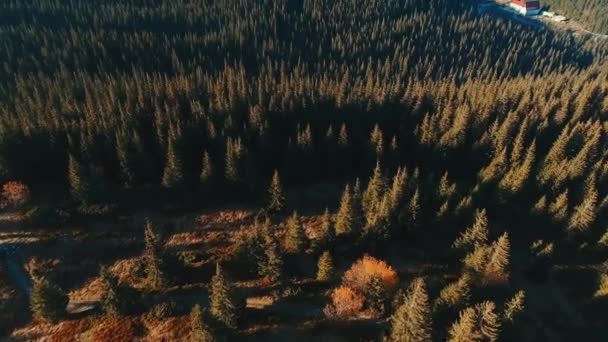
top-left (548, 190), bottom-right (569, 222)
top-left (568, 176), bottom-right (598, 234)
top-left (259, 231), bottom-right (285, 287)
top-left (284, 211), bottom-right (307, 253)
top-left (404, 187), bottom-right (421, 231)
top-left (143, 220), bottom-right (169, 289)
top-left (367, 275), bottom-right (388, 314)
top-left (447, 307), bottom-right (479, 342)
top-left (316, 251), bottom-right (335, 282)
top-left (267, 169), bottom-right (285, 212)
top-left (116, 132), bottom-right (136, 188)
top-left (313, 208), bottom-right (335, 252)
top-left (99, 265), bottom-right (135, 316)
top-left (352, 178), bottom-right (365, 234)
top-left (30, 276), bottom-right (68, 322)
top-left (389, 278), bottom-right (432, 342)
top-left (162, 134), bottom-right (184, 189)
top-left (484, 233), bottom-right (510, 283)
top-left (594, 273), bottom-right (608, 298)
top-left (438, 171), bottom-right (456, 200)
top-left (435, 274), bottom-right (471, 310)
top-left (453, 209), bottom-right (489, 250)
top-left (200, 150), bottom-right (215, 193)
top-left (335, 184), bottom-right (354, 236)
top-left (363, 160), bottom-right (386, 223)
top-left (476, 301), bottom-right (501, 342)
top-left (225, 137), bottom-right (243, 186)
top-left (531, 195), bottom-right (547, 215)
top-left (503, 291), bottom-right (525, 323)
top-left (190, 304), bottom-right (215, 342)
top-left (370, 124), bottom-right (384, 157)
top-left (67, 153), bottom-right (90, 204)
top-left (210, 263), bottom-right (240, 329)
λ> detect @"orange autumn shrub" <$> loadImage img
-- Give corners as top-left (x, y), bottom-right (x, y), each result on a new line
top-left (323, 286), bottom-right (365, 319)
top-left (342, 255), bottom-right (399, 293)
top-left (1, 181), bottom-right (30, 208)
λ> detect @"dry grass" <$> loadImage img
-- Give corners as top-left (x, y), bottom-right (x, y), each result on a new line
top-left (246, 295), bottom-right (276, 309)
top-left (69, 277), bottom-right (104, 302)
top-left (141, 316), bottom-right (190, 341)
top-left (195, 209), bottom-right (253, 228)
top-left (10, 318), bottom-right (92, 342)
top-left (110, 257), bottom-right (146, 289)
top-left (81, 317), bottom-right (139, 342)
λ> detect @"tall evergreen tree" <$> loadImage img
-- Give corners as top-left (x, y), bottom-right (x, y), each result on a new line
top-left (568, 176), bottom-right (598, 234)
top-left (363, 160), bottom-right (386, 223)
top-left (284, 211), bottom-right (307, 253)
top-left (335, 184), bottom-right (354, 236)
top-left (143, 220), bottom-right (169, 289)
top-left (30, 276), bottom-right (68, 322)
top-left (67, 153), bottom-right (90, 204)
top-left (190, 304), bottom-right (215, 342)
top-left (200, 150), bottom-right (215, 193)
top-left (389, 278), bottom-right (432, 342)
top-left (99, 265), bottom-right (135, 316)
top-left (316, 251), bottom-right (335, 282)
top-left (162, 134), bottom-right (184, 189)
top-left (210, 263), bottom-right (240, 328)
top-left (453, 209), bottom-right (489, 250)
top-left (313, 208), bottom-right (335, 252)
top-left (267, 169), bottom-right (285, 212)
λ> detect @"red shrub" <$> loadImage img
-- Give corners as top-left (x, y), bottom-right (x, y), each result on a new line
top-left (1, 181), bottom-right (30, 208)
top-left (342, 255), bottom-right (399, 293)
top-left (323, 286), bottom-right (365, 319)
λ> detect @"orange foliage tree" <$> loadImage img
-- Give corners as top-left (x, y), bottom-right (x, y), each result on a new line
top-left (323, 286), bottom-right (365, 319)
top-left (342, 255), bottom-right (399, 293)
top-left (1, 181), bottom-right (30, 208)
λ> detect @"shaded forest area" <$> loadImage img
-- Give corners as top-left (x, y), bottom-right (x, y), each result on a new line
top-left (1, 0), bottom-right (608, 340)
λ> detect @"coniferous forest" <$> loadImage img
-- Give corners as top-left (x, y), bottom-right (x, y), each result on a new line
top-left (1, 0), bottom-right (608, 340)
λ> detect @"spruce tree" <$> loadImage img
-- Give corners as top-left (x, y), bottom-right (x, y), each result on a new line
top-left (259, 231), bottom-right (285, 287)
top-left (453, 209), bottom-right (489, 250)
top-left (162, 134), bottom-right (184, 189)
top-left (225, 137), bottom-right (243, 186)
top-left (143, 220), bottom-right (169, 289)
top-left (503, 291), bottom-right (525, 323)
top-left (484, 233), bottom-right (510, 283)
top-left (447, 307), bottom-right (479, 342)
top-left (351, 178), bottom-right (365, 234)
top-left (568, 176), bottom-right (598, 234)
top-left (99, 265), bottom-right (134, 316)
top-left (267, 169), bottom-right (285, 212)
top-left (200, 150), bottom-right (215, 193)
top-left (363, 160), bottom-right (385, 223)
top-left (548, 190), bottom-right (569, 223)
top-left (30, 277), bottom-right (68, 322)
top-left (313, 208), bottom-right (335, 252)
top-left (389, 278), bottom-right (432, 342)
top-left (367, 275), bottom-right (388, 314)
top-left (476, 301), bottom-right (501, 342)
top-left (190, 304), bottom-right (215, 342)
top-left (284, 211), bottom-right (307, 253)
top-left (594, 273), bottom-right (608, 298)
top-left (67, 153), bottom-right (90, 204)
top-left (316, 251), bottom-right (335, 282)
top-left (335, 184), bottom-right (354, 236)
top-left (404, 187), bottom-right (421, 231)
top-left (210, 263), bottom-right (240, 329)
top-left (435, 274), bottom-right (471, 311)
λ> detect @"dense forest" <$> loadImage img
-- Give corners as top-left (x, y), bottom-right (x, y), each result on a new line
top-left (1, 0), bottom-right (608, 340)
top-left (544, 0), bottom-right (608, 34)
